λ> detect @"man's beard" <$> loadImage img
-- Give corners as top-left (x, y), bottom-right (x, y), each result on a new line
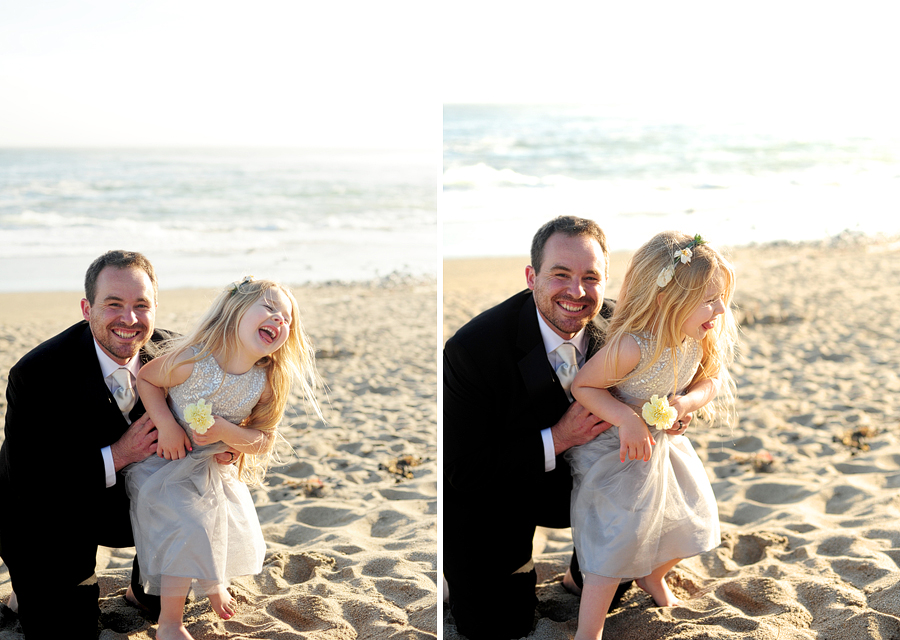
top-left (93, 322), bottom-right (150, 362)
top-left (537, 294), bottom-right (598, 336)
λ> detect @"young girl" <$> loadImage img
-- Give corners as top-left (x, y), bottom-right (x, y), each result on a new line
top-left (128, 276), bottom-right (322, 640)
top-left (568, 231), bottom-right (738, 640)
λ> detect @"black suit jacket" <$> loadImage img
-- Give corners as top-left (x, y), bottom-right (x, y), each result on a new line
top-left (443, 290), bottom-right (614, 580)
top-left (0, 321), bottom-right (171, 569)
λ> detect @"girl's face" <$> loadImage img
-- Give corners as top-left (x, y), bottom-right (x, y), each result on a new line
top-left (238, 288), bottom-right (293, 358)
top-left (681, 276), bottom-right (727, 342)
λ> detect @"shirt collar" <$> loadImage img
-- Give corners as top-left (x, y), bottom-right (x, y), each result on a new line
top-left (534, 307), bottom-right (588, 358)
top-left (93, 338), bottom-right (141, 381)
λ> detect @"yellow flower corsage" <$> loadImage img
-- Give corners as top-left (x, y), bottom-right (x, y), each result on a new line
top-left (184, 399), bottom-right (215, 434)
top-left (641, 394), bottom-right (678, 431)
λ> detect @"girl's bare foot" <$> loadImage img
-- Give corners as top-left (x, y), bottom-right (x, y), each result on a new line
top-left (7, 590), bottom-right (17, 613)
top-left (635, 575), bottom-right (681, 607)
top-left (209, 585), bottom-right (235, 620)
top-left (157, 622), bottom-right (195, 640)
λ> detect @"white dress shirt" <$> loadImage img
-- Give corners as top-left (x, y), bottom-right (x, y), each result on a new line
top-left (93, 340), bottom-right (142, 488)
top-left (535, 308), bottom-right (588, 472)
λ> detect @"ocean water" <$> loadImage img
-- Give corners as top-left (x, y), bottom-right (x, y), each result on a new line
top-left (443, 104), bottom-right (900, 257)
top-left (0, 148), bottom-right (437, 292)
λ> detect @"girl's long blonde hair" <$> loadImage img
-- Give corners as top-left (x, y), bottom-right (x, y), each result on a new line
top-left (605, 231), bottom-right (739, 426)
top-left (161, 277), bottom-right (323, 484)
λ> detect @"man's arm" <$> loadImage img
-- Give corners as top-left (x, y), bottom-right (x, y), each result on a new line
top-left (548, 401), bottom-right (615, 456)
top-left (3, 359), bottom-right (110, 512)
top-left (110, 413), bottom-right (159, 471)
top-left (443, 339), bottom-right (553, 494)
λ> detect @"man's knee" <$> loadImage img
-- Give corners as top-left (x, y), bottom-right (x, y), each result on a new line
top-left (130, 556), bottom-right (161, 618)
top-left (448, 569), bottom-right (538, 640)
top-left (18, 580), bottom-right (100, 639)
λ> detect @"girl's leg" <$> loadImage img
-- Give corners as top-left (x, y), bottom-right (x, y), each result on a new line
top-left (575, 576), bottom-right (621, 640)
top-left (635, 558), bottom-right (682, 607)
top-left (198, 579), bottom-right (235, 620)
top-left (158, 576), bottom-right (194, 640)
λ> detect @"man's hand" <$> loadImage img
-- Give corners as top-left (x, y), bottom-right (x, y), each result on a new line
top-left (111, 413), bottom-right (158, 471)
top-left (664, 411), bottom-right (693, 436)
top-left (551, 401), bottom-right (614, 455)
top-left (213, 447), bottom-right (240, 466)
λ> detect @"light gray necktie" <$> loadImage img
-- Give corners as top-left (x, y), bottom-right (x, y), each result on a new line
top-left (555, 343), bottom-right (579, 398)
top-left (111, 368), bottom-right (136, 416)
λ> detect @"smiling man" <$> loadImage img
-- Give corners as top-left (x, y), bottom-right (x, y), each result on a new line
top-left (526, 225), bottom-right (607, 342)
top-left (0, 251), bottom-right (170, 638)
top-left (82, 262), bottom-right (157, 364)
top-left (443, 216), bottom-right (622, 640)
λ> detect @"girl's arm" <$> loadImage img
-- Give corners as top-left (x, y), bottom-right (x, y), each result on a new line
top-left (572, 335), bottom-right (654, 462)
top-left (194, 418), bottom-right (273, 455)
top-left (135, 353), bottom-right (195, 460)
top-left (191, 382), bottom-right (276, 456)
top-left (669, 377), bottom-right (720, 422)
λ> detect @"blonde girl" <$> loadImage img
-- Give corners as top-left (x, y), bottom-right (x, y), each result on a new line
top-left (567, 231), bottom-right (738, 640)
top-left (128, 276), bottom-right (321, 640)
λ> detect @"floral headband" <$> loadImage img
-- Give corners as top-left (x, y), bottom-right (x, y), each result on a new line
top-left (229, 275), bottom-right (254, 296)
top-left (656, 235), bottom-right (706, 288)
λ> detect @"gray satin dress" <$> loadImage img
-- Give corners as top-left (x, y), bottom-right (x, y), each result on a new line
top-left (566, 332), bottom-right (720, 581)
top-left (125, 350), bottom-right (268, 597)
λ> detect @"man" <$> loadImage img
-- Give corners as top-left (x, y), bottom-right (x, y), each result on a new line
top-left (0, 250), bottom-right (234, 638)
top-left (443, 216), bottom-right (618, 639)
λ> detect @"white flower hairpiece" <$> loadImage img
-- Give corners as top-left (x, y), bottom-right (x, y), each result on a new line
top-left (657, 234), bottom-right (706, 288)
top-left (229, 275), bottom-right (254, 296)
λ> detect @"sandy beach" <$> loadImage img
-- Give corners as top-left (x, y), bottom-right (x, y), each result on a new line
top-left (0, 278), bottom-right (437, 639)
top-left (443, 235), bottom-right (900, 639)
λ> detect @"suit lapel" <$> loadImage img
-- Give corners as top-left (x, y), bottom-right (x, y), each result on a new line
top-left (585, 322), bottom-right (602, 358)
top-left (586, 298), bottom-right (615, 358)
top-left (129, 398), bottom-right (145, 423)
top-left (515, 295), bottom-right (570, 408)
top-left (77, 325), bottom-right (131, 443)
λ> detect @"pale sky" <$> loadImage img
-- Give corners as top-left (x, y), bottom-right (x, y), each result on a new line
top-left (0, 1), bottom-right (437, 148)
top-left (4, 2), bottom-right (897, 148)
top-left (442, 0), bottom-right (900, 136)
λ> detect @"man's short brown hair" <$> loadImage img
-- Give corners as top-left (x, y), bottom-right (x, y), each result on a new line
top-left (84, 250), bottom-right (158, 305)
top-left (530, 216), bottom-right (609, 275)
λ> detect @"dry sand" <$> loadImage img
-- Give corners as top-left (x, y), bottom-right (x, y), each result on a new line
top-left (0, 278), bottom-right (437, 639)
top-left (443, 235), bottom-right (900, 640)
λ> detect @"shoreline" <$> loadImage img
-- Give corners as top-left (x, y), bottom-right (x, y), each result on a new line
top-left (443, 232), bottom-right (900, 343)
top-left (442, 229), bottom-right (900, 265)
top-left (0, 271), bottom-right (438, 296)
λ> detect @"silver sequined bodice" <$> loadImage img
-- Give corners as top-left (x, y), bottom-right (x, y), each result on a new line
top-left (614, 332), bottom-right (702, 406)
top-left (167, 349), bottom-right (267, 442)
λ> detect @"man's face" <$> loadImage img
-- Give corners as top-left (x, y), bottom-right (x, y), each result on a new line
top-left (81, 266), bottom-right (157, 365)
top-left (526, 233), bottom-right (607, 340)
